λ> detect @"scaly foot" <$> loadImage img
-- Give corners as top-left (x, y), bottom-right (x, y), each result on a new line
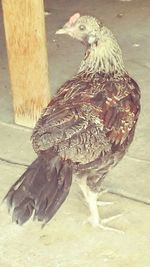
top-left (86, 213), bottom-right (124, 234)
top-left (97, 201), bottom-right (113, 206)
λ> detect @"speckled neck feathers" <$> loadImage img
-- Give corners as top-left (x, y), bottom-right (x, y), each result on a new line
top-left (79, 26), bottom-right (126, 76)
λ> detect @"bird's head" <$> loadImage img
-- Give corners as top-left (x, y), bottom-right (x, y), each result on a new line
top-left (56, 13), bottom-right (125, 75)
top-left (56, 13), bottom-right (103, 45)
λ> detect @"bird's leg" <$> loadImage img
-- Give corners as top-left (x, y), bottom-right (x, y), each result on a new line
top-left (96, 189), bottom-right (113, 206)
top-left (77, 178), bottom-right (89, 202)
top-left (86, 190), bottom-right (100, 226)
top-left (86, 190), bottom-right (123, 233)
top-left (78, 179), bottom-right (123, 233)
top-left (78, 180), bottom-right (112, 206)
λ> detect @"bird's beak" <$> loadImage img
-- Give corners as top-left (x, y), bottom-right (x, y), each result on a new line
top-left (55, 28), bottom-right (67, 35)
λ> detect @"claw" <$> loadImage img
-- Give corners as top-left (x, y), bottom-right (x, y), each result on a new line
top-left (97, 223), bottom-right (124, 234)
top-left (102, 213), bottom-right (123, 224)
top-left (78, 180), bottom-right (124, 233)
top-left (97, 201), bottom-right (113, 206)
top-left (85, 214), bottom-right (124, 234)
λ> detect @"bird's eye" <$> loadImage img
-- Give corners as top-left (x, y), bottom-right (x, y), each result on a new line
top-left (79, 25), bottom-right (86, 31)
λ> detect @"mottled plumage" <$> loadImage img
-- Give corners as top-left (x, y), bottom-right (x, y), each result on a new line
top-left (5, 14), bottom-right (140, 229)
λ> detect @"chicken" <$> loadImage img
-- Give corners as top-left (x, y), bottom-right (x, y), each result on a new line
top-left (4, 13), bottom-right (140, 231)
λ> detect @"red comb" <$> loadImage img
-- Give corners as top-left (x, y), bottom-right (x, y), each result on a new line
top-left (67, 13), bottom-right (80, 26)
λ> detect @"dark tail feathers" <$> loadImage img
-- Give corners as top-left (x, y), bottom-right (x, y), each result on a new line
top-left (4, 154), bottom-right (72, 225)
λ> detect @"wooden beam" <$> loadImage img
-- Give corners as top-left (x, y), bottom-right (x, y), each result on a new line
top-left (2, 0), bottom-right (50, 127)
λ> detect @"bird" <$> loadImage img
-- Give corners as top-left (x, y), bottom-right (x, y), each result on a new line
top-left (4, 13), bottom-right (140, 231)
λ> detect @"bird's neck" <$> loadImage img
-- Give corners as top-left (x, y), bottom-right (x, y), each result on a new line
top-left (79, 27), bottom-right (126, 76)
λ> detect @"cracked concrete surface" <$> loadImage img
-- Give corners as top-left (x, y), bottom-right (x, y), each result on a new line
top-left (0, 0), bottom-right (150, 266)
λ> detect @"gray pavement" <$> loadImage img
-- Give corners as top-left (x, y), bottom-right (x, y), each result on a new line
top-left (0, 0), bottom-right (150, 266)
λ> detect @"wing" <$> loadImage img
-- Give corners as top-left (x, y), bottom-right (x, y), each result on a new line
top-left (91, 77), bottom-right (141, 146)
top-left (32, 104), bottom-right (88, 153)
top-left (31, 101), bottom-right (111, 165)
top-left (32, 75), bottom-right (140, 165)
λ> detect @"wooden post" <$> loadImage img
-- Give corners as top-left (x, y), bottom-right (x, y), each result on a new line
top-left (2, 0), bottom-right (50, 127)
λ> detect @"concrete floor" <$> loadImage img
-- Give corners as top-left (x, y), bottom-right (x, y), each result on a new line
top-left (0, 0), bottom-right (150, 266)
